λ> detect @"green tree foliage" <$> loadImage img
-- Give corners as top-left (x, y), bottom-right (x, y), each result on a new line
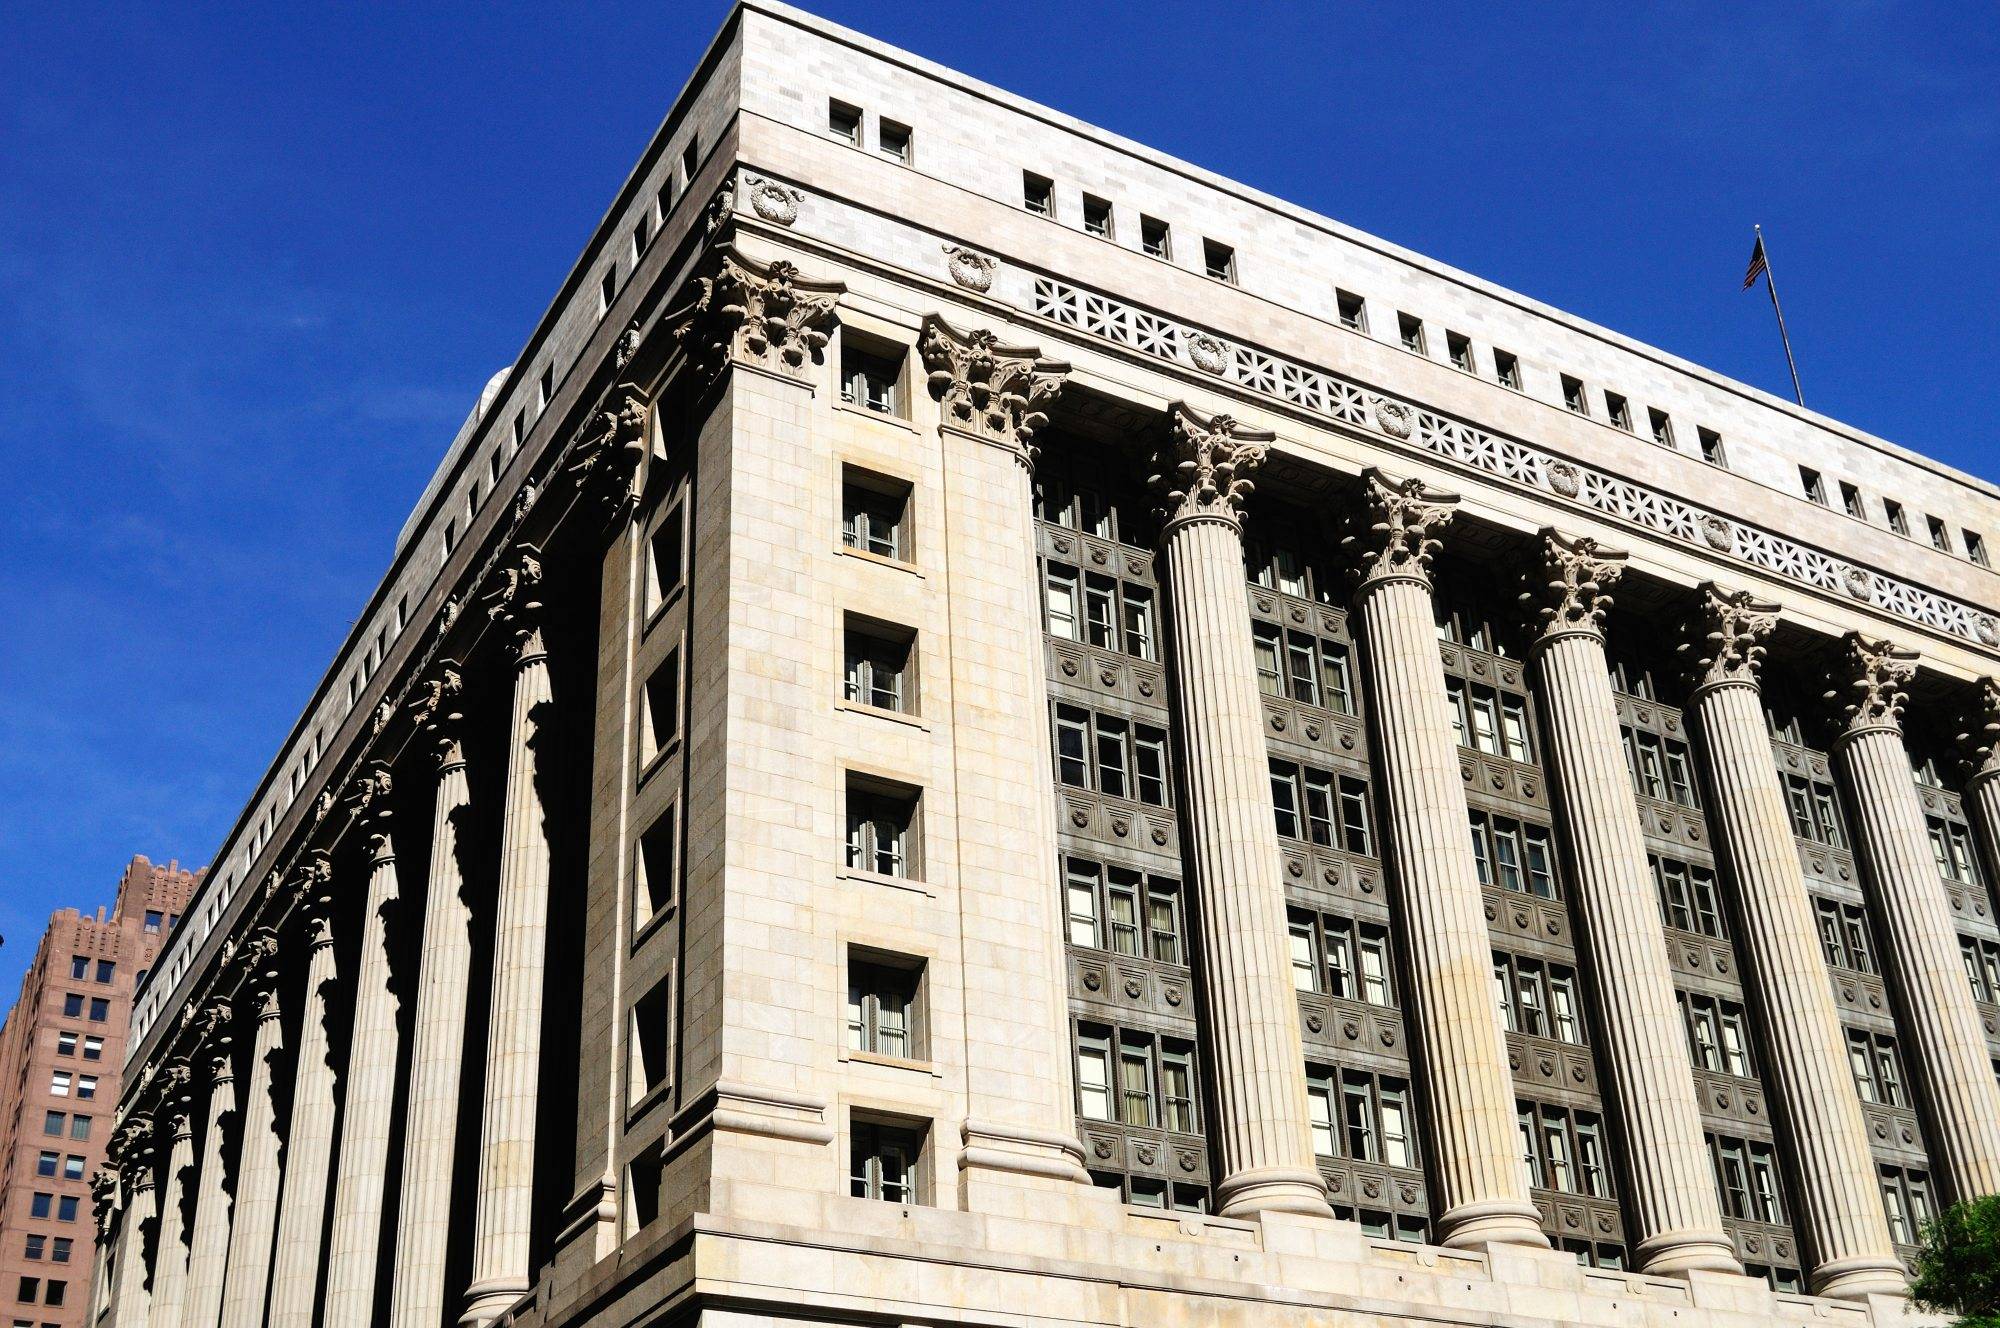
top-left (1911, 1194), bottom-right (2000, 1328)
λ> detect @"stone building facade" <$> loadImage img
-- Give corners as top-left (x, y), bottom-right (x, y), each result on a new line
top-left (0, 856), bottom-right (192, 1327)
top-left (101, 5), bottom-right (2000, 1328)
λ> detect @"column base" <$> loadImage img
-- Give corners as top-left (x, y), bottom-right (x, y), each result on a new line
top-left (1633, 1227), bottom-right (1743, 1276)
top-left (959, 1119), bottom-right (1090, 1185)
top-left (1216, 1165), bottom-right (1332, 1219)
top-left (1435, 1198), bottom-right (1550, 1251)
top-left (459, 1277), bottom-right (531, 1328)
top-left (1810, 1252), bottom-right (1908, 1302)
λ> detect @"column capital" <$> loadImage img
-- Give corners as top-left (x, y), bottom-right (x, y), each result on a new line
top-left (1150, 404), bottom-right (1271, 534)
top-left (348, 759), bottom-right (394, 824)
top-left (563, 379), bottom-right (652, 524)
top-left (666, 245), bottom-right (843, 390)
top-left (1832, 633), bottom-right (1917, 742)
top-left (91, 1167), bottom-right (120, 1238)
top-left (1532, 529), bottom-right (1626, 648)
top-left (918, 314), bottom-right (1069, 469)
top-left (110, 1112), bottom-right (155, 1189)
top-left (485, 543), bottom-right (548, 667)
top-left (1685, 582), bottom-right (1780, 697)
top-left (410, 661), bottom-right (468, 770)
top-left (156, 1062), bottom-right (196, 1139)
top-left (1351, 469), bottom-right (1458, 592)
top-left (1962, 677), bottom-right (2000, 789)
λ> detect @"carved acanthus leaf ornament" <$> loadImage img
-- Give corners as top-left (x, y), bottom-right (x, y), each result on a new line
top-left (1352, 471), bottom-right (1458, 588)
top-left (566, 380), bottom-right (652, 520)
top-left (919, 315), bottom-right (1069, 466)
top-left (666, 248), bottom-right (843, 388)
top-left (1150, 405), bottom-right (1270, 530)
top-left (1684, 585), bottom-right (1779, 692)
top-left (1831, 634), bottom-right (1916, 737)
top-left (1535, 531), bottom-right (1627, 643)
top-left (1961, 677), bottom-right (2000, 785)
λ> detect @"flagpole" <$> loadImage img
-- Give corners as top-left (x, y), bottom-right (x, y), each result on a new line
top-left (1755, 224), bottom-right (1805, 407)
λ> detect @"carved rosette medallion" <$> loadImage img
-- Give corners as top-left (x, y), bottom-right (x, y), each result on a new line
top-left (1832, 634), bottom-right (1916, 739)
top-left (746, 177), bottom-right (802, 225)
top-left (918, 314), bottom-right (1069, 469)
top-left (1185, 332), bottom-right (1227, 374)
top-left (1371, 396), bottom-right (1414, 439)
top-left (1534, 530), bottom-right (1626, 646)
top-left (1699, 514), bottom-right (1735, 552)
top-left (1544, 459), bottom-right (1582, 499)
top-left (1841, 566), bottom-right (1875, 601)
top-left (1685, 584), bottom-right (1779, 695)
top-left (1150, 404), bottom-right (1270, 533)
top-left (942, 245), bottom-right (996, 292)
top-left (665, 247), bottom-right (844, 389)
top-left (1351, 470), bottom-right (1458, 590)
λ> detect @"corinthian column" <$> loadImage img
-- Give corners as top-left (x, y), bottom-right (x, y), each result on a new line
top-left (916, 316), bottom-right (1091, 1198)
top-left (1150, 405), bottom-right (1328, 1217)
top-left (1832, 636), bottom-right (2000, 1202)
top-left (219, 932), bottom-right (286, 1328)
top-left (1529, 533), bottom-right (1737, 1274)
top-left (1682, 587), bottom-right (1903, 1299)
top-left (463, 549), bottom-right (557, 1327)
top-left (324, 764), bottom-right (405, 1326)
top-left (1966, 677), bottom-right (2000, 943)
top-left (147, 1069), bottom-right (196, 1328)
top-left (109, 1120), bottom-right (156, 1328)
top-left (1349, 472), bottom-right (1545, 1251)
top-left (389, 669), bottom-right (476, 1328)
top-left (181, 1008), bottom-right (239, 1324)
top-left (267, 859), bottom-right (343, 1327)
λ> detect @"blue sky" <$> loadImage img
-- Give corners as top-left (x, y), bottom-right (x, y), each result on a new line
top-left (0, 2), bottom-right (1994, 1001)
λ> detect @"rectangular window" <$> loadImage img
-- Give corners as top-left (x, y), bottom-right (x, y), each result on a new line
top-left (1968, 531), bottom-right (1990, 567)
top-left (843, 616), bottom-right (916, 714)
top-left (840, 345), bottom-right (902, 415)
top-left (1494, 349), bottom-right (1521, 390)
top-left (634, 803), bottom-right (678, 933)
top-left (1447, 331), bottom-right (1473, 371)
top-left (1397, 312), bottom-right (1427, 355)
top-left (71, 1114), bottom-right (90, 1140)
top-left (1840, 481), bottom-right (1864, 519)
top-left (1800, 466), bottom-right (1827, 504)
top-left (1928, 515), bottom-right (1952, 552)
top-left (640, 648), bottom-right (681, 768)
top-left (1884, 498), bottom-right (1908, 535)
top-left (631, 213), bottom-right (651, 260)
top-left (626, 978), bottom-right (671, 1109)
top-left (850, 1119), bottom-right (925, 1204)
top-left (538, 366), bottom-right (552, 411)
top-left (69, 955), bottom-right (87, 979)
top-left (62, 993), bottom-right (83, 1018)
top-left (845, 776), bottom-right (919, 880)
top-left (877, 118), bottom-right (911, 162)
top-left (75, 1076), bottom-right (96, 1100)
top-left (1140, 215), bottom-right (1170, 259)
top-left (35, 1151), bottom-right (56, 1178)
top-left (49, 1072), bottom-right (70, 1098)
top-left (828, 100), bottom-right (861, 144)
top-left (599, 266), bottom-right (617, 315)
top-left (81, 1036), bottom-right (102, 1061)
top-left (1336, 289), bottom-right (1368, 333)
top-left (1604, 391), bottom-right (1632, 430)
top-left (1698, 428), bottom-right (1727, 467)
top-left (144, 910), bottom-right (163, 934)
top-left (647, 500), bottom-right (685, 614)
top-left (847, 954), bottom-right (923, 1060)
top-left (1081, 194), bottom-right (1113, 239)
top-left (1023, 171), bottom-right (1054, 217)
top-left (1561, 374), bottom-right (1588, 415)
top-left (841, 468), bottom-right (911, 561)
top-left (1648, 408), bottom-right (1675, 447)
top-left (95, 959), bottom-right (113, 983)
top-left (1203, 239), bottom-right (1236, 283)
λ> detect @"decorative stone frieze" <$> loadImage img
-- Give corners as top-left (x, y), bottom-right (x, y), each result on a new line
top-left (919, 314), bottom-right (1069, 467)
top-left (1832, 634), bottom-right (1916, 738)
top-left (666, 247), bottom-right (843, 388)
top-left (1353, 470), bottom-right (1456, 588)
top-left (1149, 404), bottom-right (1270, 532)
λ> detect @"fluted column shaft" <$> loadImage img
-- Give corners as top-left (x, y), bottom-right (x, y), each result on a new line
top-left (267, 897), bottom-right (343, 1326)
top-left (324, 800), bottom-right (405, 1326)
top-left (147, 1106), bottom-right (196, 1328)
top-left (111, 1172), bottom-right (156, 1327)
top-left (1683, 597), bottom-right (1902, 1298)
top-left (1526, 533), bottom-right (1738, 1273)
top-left (1359, 573), bottom-right (1544, 1247)
top-left (181, 1049), bottom-right (238, 1323)
top-left (1833, 646), bottom-right (2000, 1202)
top-left (219, 980), bottom-right (285, 1328)
top-left (1535, 627), bottom-right (1737, 1271)
top-left (390, 727), bottom-right (476, 1328)
top-left (1160, 492), bottom-right (1329, 1216)
top-left (463, 612), bottom-right (555, 1326)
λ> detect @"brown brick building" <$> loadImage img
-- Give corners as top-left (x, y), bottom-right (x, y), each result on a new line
top-left (0, 858), bottom-right (194, 1326)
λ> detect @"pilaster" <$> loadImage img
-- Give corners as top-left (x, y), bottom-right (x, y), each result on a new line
top-left (1349, 471), bottom-right (1546, 1252)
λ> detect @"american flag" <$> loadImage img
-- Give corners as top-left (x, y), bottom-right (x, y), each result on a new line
top-left (1741, 234), bottom-right (1769, 290)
